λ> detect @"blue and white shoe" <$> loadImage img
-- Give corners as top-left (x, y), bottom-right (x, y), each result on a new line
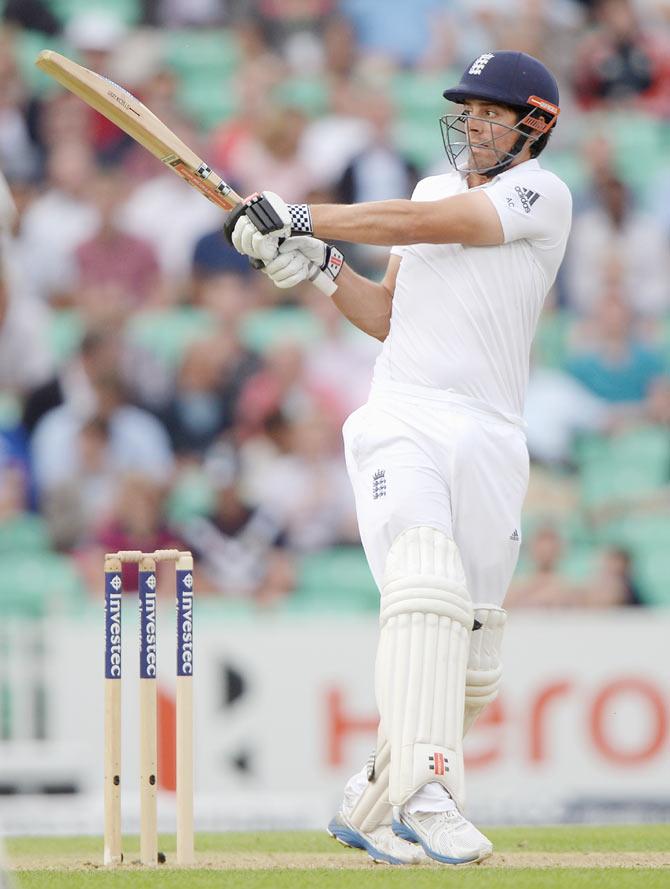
top-left (392, 808), bottom-right (493, 865)
top-left (328, 811), bottom-right (427, 865)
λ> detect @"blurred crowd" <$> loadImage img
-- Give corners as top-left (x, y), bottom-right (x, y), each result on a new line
top-left (1, 0), bottom-right (670, 611)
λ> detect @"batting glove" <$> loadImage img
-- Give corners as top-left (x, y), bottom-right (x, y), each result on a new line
top-left (230, 215), bottom-right (281, 262)
top-left (261, 236), bottom-right (344, 292)
top-left (224, 190), bottom-right (313, 247)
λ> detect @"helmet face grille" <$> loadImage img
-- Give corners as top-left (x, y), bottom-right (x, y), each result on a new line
top-left (439, 112), bottom-right (533, 177)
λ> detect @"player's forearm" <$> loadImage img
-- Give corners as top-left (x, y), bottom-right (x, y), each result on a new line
top-left (311, 200), bottom-right (419, 246)
top-left (310, 193), bottom-right (501, 247)
top-left (330, 264), bottom-right (392, 341)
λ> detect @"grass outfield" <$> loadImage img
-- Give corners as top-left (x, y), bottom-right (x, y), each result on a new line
top-left (6, 825), bottom-right (670, 888)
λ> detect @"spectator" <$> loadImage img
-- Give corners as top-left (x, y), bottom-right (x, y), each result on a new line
top-left (335, 89), bottom-right (418, 273)
top-left (19, 141), bottom-right (99, 305)
top-left (226, 104), bottom-right (318, 202)
top-left (73, 167), bottom-right (163, 317)
top-left (0, 170), bottom-right (54, 399)
top-left (251, 0), bottom-right (336, 73)
top-left (64, 11), bottom-right (132, 163)
top-left (235, 341), bottom-right (317, 441)
top-left (252, 405), bottom-right (358, 552)
top-left (646, 375), bottom-right (670, 426)
top-left (207, 55), bottom-right (286, 176)
top-left (524, 365), bottom-right (610, 465)
top-left (583, 546), bottom-right (644, 606)
top-left (573, 0), bottom-right (670, 115)
top-left (118, 164), bottom-right (220, 291)
top-left (0, 462), bottom-right (33, 533)
top-left (154, 0), bottom-right (228, 27)
top-left (341, 0), bottom-right (450, 68)
top-left (2, 0), bottom-right (60, 34)
top-left (79, 473), bottom-right (183, 592)
top-left (191, 226), bottom-right (255, 305)
top-left (160, 330), bottom-right (259, 456)
top-left (31, 373), bottom-right (174, 498)
top-left (566, 289), bottom-right (665, 404)
top-left (303, 294), bottom-right (380, 423)
top-left (300, 76), bottom-right (375, 190)
top-left (0, 38), bottom-right (41, 181)
top-left (23, 328), bottom-right (120, 437)
top-left (41, 415), bottom-right (117, 550)
top-left (182, 440), bottom-right (295, 604)
top-left (506, 524), bottom-right (582, 607)
top-left (565, 171), bottom-right (670, 317)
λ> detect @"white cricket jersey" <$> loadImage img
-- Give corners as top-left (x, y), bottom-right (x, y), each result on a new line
top-left (374, 158), bottom-right (572, 422)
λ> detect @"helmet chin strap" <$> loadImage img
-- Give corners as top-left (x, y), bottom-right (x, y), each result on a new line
top-left (477, 130), bottom-right (531, 177)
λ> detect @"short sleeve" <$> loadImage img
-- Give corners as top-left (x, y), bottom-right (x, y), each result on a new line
top-left (482, 172), bottom-right (572, 248)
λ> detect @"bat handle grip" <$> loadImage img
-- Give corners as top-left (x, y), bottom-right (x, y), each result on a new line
top-left (248, 259), bottom-right (336, 296)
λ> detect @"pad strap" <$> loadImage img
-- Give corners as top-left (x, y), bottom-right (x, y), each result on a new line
top-left (464, 606), bottom-right (506, 736)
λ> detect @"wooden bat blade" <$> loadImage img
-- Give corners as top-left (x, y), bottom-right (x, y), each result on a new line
top-left (35, 50), bottom-right (336, 295)
top-left (35, 50), bottom-right (240, 211)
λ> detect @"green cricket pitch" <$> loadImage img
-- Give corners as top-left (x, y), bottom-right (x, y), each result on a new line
top-left (6, 824), bottom-right (670, 888)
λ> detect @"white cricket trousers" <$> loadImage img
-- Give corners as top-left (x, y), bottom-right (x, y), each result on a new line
top-left (342, 380), bottom-right (530, 607)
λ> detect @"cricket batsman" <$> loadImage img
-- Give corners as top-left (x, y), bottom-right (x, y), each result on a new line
top-left (225, 51), bottom-right (572, 865)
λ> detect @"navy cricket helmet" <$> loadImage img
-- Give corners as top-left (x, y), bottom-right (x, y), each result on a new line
top-left (440, 51), bottom-right (560, 177)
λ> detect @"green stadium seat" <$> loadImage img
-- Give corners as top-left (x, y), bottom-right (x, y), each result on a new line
top-left (14, 32), bottom-right (69, 96)
top-left (49, 309), bottom-right (84, 365)
top-left (166, 468), bottom-right (216, 524)
top-left (391, 70), bottom-right (456, 123)
top-left (532, 309), bottom-right (575, 369)
top-left (272, 78), bottom-right (328, 117)
top-left (574, 426), bottom-right (670, 510)
top-left (599, 512), bottom-right (670, 552)
top-left (609, 113), bottom-right (666, 191)
top-left (655, 316), bottom-right (670, 370)
top-left (0, 393), bottom-right (21, 431)
top-left (126, 307), bottom-right (214, 368)
top-left (541, 151), bottom-right (588, 194)
top-left (46, 0), bottom-right (141, 26)
top-left (165, 30), bottom-right (240, 80)
top-left (559, 544), bottom-right (599, 582)
top-left (177, 75), bottom-right (238, 131)
top-left (602, 513), bottom-right (670, 606)
top-left (240, 307), bottom-right (323, 354)
top-left (392, 117), bottom-right (443, 170)
top-left (632, 547), bottom-right (670, 605)
top-left (0, 552), bottom-right (87, 616)
top-left (0, 514), bottom-right (51, 554)
top-left (288, 547), bottom-right (378, 612)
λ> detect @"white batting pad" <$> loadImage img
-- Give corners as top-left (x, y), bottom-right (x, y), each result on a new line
top-left (378, 527), bottom-right (473, 809)
top-left (463, 606), bottom-right (507, 736)
top-left (348, 737), bottom-right (392, 832)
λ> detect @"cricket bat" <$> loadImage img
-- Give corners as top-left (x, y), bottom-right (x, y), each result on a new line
top-left (35, 50), bottom-right (333, 294)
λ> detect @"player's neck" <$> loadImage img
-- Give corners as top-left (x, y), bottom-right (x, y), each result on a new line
top-left (466, 153), bottom-right (533, 189)
top-left (466, 171), bottom-right (492, 189)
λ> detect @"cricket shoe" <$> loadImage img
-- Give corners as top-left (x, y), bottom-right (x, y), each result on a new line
top-left (392, 808), bottom-right (493, 865)
top-left (328, 811), bottom-right (427, 865)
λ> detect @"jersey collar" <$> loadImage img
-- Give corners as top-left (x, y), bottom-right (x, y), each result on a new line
top-left (465, 157), bottom-right (542, 189)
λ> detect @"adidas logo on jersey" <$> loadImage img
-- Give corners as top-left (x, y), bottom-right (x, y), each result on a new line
top-left (468, 53), bottom-right (494, 75)
top-left (514, 186), bottom-right (541, 213)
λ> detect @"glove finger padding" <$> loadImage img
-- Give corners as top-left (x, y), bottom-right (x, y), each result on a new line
top-left (278, 236), bottom-right (326, 266)
top-left (262, 250), bottom-right (310, 288)
top-left (232, 217), bottom-right (279, 262)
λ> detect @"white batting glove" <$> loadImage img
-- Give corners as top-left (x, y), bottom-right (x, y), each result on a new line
top-left (224, 190), bottom-right (314, 249)
top-left (231, 216), bottom-right (280, 262)
top-left (262, 236), bottom-right (344, 291)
